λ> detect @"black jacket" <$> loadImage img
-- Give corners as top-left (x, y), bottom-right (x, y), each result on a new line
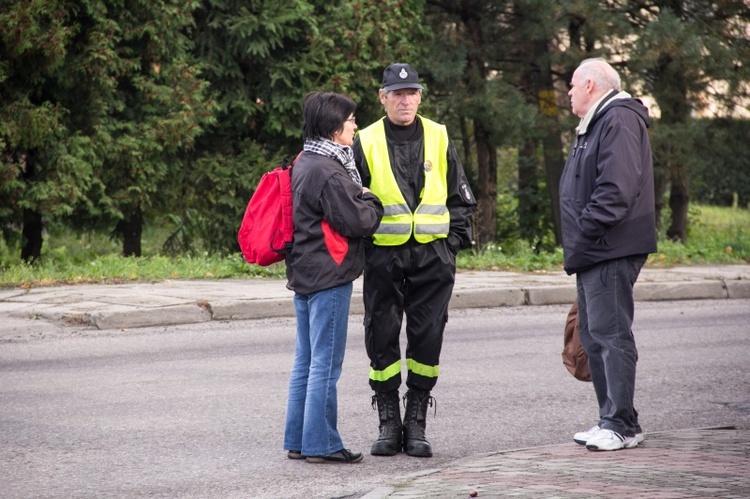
top-left (285, 151), bottom-right (383, 295)
top-left (559, 92), bottom-right (657, 275)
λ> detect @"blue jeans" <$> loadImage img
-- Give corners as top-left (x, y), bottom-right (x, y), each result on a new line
top-left (576, 254), bottom-right (647, 437)
top-left (283, 282), bottom-right (352, 456)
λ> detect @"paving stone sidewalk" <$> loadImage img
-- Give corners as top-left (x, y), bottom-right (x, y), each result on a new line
top-left (364, 427), bottom-right (750, 498)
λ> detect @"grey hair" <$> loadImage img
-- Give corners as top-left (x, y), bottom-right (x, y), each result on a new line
top-left (379, 88), bottom-right (423, 97)
top-left (577, 57), bottom-right (621, 92)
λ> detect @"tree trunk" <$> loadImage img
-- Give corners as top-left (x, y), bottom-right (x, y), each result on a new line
top-left (515, 24), bottom-right (563, 247)
top-left (652, 1), bottom-right (691, 243)
top-left (652, 162), bottom-right (668, 232)
top-left (117, 209), bottom-right (143, 257)
top-left (21, 208), bottom-right (43, 263)
top-left (536, 54), bottom-right (565, 245)
top-left (542, 130), bottom-right (564, 245)
top-left (652, 82), bottom-right (691, 242)
top-left (517, 138), bottom-right (539, 243)
top-left (473, 119), bottom-right (497, 248)
top-left (20, 152), bottom-right (43, 263)
top-left (666, 164), bottom-right (689, 243)
top-left (463, 12), bottom-right (497, 248)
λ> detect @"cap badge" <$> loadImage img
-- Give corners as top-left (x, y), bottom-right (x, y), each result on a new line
top-left (399, 68), bottom-right (408, 79)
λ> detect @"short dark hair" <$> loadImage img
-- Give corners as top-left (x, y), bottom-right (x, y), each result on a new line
top-left (302, 92), bottom-right (356, 142)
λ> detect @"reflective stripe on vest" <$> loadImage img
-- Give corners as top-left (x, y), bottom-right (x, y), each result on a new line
top-left (358, 116), bottom-right (450, 246)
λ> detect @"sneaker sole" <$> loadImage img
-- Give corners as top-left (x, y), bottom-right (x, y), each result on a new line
top-left (587, 436), bottom-right (639, 451)
top-left (586, 442), bottom-right (625, 451)
top-left (578, 430), bottom-right (644, 448)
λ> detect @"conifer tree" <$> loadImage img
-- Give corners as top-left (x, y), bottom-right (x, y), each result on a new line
top-left (0, 0), bottom-right (215, 260)
top-left (178, 0), bottom-right (426, 254)
top-left (622, 0), bottom-right (750, 242)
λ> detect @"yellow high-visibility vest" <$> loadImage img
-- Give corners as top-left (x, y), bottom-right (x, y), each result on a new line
top-left (358, 116), bottom-right (450, 246)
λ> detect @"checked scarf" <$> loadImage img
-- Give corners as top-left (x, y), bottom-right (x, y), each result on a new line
top-left (303, 138), bottom-right (362, 187)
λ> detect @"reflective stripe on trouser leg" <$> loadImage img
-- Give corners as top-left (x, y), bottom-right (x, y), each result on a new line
top-left (364, 240), bottom-right (456, 392)
top-left (406, 358), bottom-right (439, 379)
top-left (364, 246), bottom-right (405, 392)
top-left (403, 240), bottom-right (454, 391)
top-left (369, 359), bottom-right (402, 384)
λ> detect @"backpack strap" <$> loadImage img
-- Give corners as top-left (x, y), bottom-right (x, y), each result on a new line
top-left (278, 152), bottom-right (304, 253)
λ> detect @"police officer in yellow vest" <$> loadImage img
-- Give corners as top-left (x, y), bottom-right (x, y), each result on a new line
top-left (353, 63), bottom-right (476, 458)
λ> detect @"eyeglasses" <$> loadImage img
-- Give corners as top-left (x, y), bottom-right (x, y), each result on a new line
top-left (345, 117), bottom-right (356, 124)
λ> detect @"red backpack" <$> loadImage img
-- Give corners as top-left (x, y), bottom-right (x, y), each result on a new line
top-left (238, 154), bottom-right (300, 266)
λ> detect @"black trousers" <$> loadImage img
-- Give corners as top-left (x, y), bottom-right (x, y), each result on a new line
top-left (363, 239), bottom-right (456, 392)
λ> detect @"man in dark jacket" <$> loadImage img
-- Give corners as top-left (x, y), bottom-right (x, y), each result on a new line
top-left (560, 58), bottom-right (657, 452)
top-left (353, 63), bottom-right (476, 458)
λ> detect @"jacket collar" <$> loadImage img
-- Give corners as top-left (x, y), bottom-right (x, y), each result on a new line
top-left (576, 89), bottom-right (631, 136)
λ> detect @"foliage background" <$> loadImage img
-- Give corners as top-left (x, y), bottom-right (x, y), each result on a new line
top-left (1, 0), bottom-right (748, 267)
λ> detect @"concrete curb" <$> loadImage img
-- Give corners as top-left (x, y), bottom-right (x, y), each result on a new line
top-left (2, 265), bottom-right (748, 330)
top-left (41, 280), bottom-right (750, 330)
top-left (211, 299), bottom-right (296, 321)
top-left (86, 304), bottom-right (213, 330)
top-left (727, 279), bottom-right (750, 299)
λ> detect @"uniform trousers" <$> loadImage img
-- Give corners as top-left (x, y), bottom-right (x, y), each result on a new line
top-left (363, 239), bottom-right (456, 393)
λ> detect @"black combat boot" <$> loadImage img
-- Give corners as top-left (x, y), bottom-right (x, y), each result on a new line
top-left (370, 390), bottom-right (402, 456)
top-left (402, 389), bottom-right (434, 457)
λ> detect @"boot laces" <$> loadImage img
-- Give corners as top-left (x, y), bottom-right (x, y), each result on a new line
top-left (372, 392), bottom-right (401, 420)
top-left (403, 391), bottom-right (437, 419)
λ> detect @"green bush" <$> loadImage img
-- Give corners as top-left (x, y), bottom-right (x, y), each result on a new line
top-left (691, 118), bottom-right (750, 208)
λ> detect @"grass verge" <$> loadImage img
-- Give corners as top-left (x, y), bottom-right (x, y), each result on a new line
top-left (1, 205), bottom-right (748, 288)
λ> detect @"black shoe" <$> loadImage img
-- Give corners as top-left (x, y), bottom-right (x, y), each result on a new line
top-left (306, 448), bottom-right (363, 464)
top-left (287, 450), bottom-right (304, 460)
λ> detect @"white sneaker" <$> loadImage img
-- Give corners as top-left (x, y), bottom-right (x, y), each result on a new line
top-left (573, 425), bottom-right (600, 445)
top-left (586, 428), bottom-right (639, 451)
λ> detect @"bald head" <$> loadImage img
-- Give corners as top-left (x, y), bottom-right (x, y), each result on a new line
top-left (568, 58), bottom-right (621, 118)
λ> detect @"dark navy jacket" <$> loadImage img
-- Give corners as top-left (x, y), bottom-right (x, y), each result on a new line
top-left (559, 91), bottom-right (657, 275)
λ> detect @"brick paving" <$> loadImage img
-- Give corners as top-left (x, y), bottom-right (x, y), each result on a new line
top-left (379, 428), bottom-right (750, 498)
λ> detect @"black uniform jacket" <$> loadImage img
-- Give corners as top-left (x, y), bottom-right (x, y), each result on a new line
top-left (285, 151), bottom-right (384, 295)
top-left (559, 92), bottom-right (657, 275)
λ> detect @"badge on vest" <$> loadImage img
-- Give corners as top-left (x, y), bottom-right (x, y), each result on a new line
top-left (423, 160), bottom-right (432, 172)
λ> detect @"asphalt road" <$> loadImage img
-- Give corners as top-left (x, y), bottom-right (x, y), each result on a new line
top-left (1, 299), bottom-right (749, 498)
